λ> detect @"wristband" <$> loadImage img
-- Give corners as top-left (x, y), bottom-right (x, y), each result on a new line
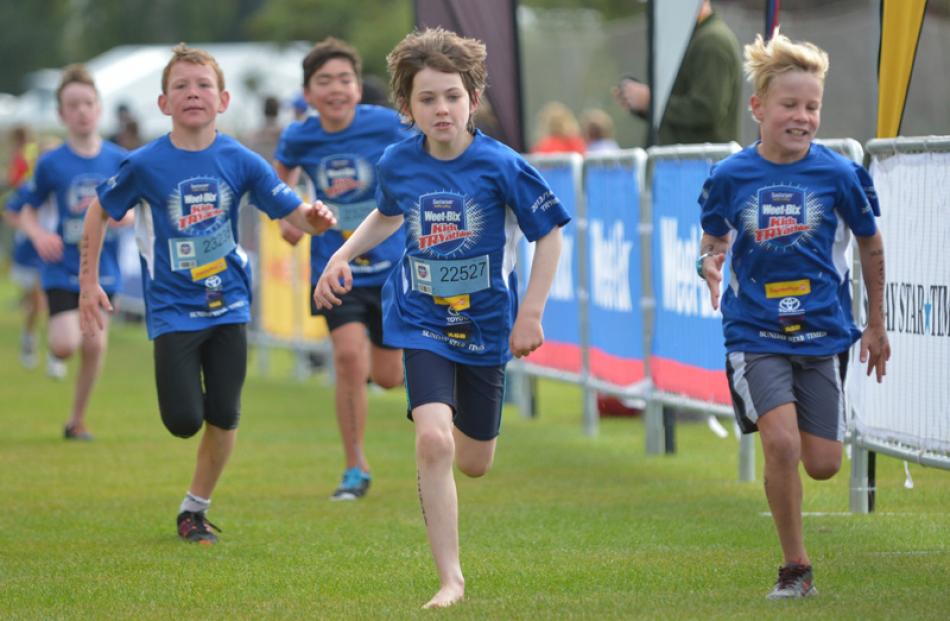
top-left (696, 252), bottom-right (715, 280)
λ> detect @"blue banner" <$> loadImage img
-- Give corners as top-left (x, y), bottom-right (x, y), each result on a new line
top-left (524, 162), bottom-right (581, 372)
top-left (584, 162), bottom-right (645, 385)
top-left (650, 158), bottom-right (729, 402)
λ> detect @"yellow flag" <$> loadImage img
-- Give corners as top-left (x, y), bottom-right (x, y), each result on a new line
top-left (877, 0), bottom-right (927, 138)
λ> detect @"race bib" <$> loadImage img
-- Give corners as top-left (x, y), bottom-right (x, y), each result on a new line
top-left (63, 218), bottom-right (84, 244)
top-left (169, 225), bottom-right (236, 271)
top-left (409, 254), bottom-right (490, 297)
top-left (329, 199), bottom-right (376, 232)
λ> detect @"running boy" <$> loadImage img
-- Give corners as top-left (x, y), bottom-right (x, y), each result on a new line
top-left (79, 44), bottom-right (335, 544)
top-left (6, 185), bottom-right (45, 370)
top-left (314, 28), bottom-right (569, 608)
top-left (697, 32), bottom-right (890, 599)
top-left (275, 37), bottom-right (412, 500)
top-left (16, 65), bottom-right (128, 439)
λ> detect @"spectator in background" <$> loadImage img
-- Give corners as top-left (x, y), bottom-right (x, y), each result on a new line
top-left (107, 102), bottom-right (135, 144)
top-left (6, 125), bottom-right (38, 190)
top-left (242, 95), bottom-right (283, 160)
top-left (581, 108), bottom-right (620, 153)
top-left (531, 101), bottom-right (586, 154)
top-left (291, 92), bottom-right (309, 121)
top-left (473, 97), bottom-right (505, 145)
top-left (615, 0), bottom-right (740, 145)
top-left (359, 74), bottom-right (390, 107)
top-left (115, 119), bottom-right (143, 151)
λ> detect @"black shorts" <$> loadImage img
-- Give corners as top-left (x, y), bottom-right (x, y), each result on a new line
top-left (153, 323), bottom-right (247, 438)
top-left (309, 284), bottom-right (392, 348)
top-left (46, 288), bottom-right (114, 317)
top-left (403, 348), bottom-right (506, 441)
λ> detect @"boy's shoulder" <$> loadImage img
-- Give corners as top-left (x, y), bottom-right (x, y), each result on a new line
top-left (356, 103), bottom-right (402, 125)
top-left (99, 139), bottom-right (129, 160)
top-left (379, 132), bottom-right (423, 163)
top-left (809, 142), bottom-right (859, 173)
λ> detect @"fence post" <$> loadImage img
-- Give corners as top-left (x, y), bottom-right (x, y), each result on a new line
top-left (645, 399), bottom-right (664, 454)
top-left (850, 442), bottom-right (870, 514)
top-left (738, 433), bottom-right (756, 482)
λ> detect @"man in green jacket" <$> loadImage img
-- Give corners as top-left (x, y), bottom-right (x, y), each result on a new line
top-left (616, 0), bottom-right (741, 145)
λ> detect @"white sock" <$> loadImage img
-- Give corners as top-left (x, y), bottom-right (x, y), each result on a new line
top-left (179, 492), bottom-right (211, 514)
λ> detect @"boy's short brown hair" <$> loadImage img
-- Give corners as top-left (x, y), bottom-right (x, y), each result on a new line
top-left (302, 37), bottom-right (363, 87)
top-left (56, 64), bottom-right (97, 107)
top-left (386, 28), bottom-right (487, 114)
top-left (161, 43), bottom-right (226, 94)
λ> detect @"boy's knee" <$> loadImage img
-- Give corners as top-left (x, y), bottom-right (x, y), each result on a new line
top-left (416, 428), bottom-right (454, 465)
top-left (804, 456), bottom-right (841, 480)
top-left (81, 335), bottom-right (106, 358)
top-left (48, 341), bottom-right (75, 360)
top-left (457, 458), bottom-right (492, 478)
top-left (371, 368), bottom-right (404, 390)
top-left (333, 346), bottom-right (364, 374)
top-left (162, 412), bottom-right (203, 439)
top-left (762, 434), bottom-right (801, 469)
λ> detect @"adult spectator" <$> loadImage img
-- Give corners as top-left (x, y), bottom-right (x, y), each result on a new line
top-left (615, 0), bottom-right (741, 144)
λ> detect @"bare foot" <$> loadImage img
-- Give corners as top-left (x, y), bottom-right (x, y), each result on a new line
top-left (422, 583), bottom-right (465, 609)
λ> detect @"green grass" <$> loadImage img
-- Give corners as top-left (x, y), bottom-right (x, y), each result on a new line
top-left (0, 280), bottom-right (948, 620)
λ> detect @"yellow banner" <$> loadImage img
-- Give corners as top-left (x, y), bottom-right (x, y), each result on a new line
top-left (258, 214), bottom-right (328, 341)
top-left (877, 0), bottom-right (927, 138)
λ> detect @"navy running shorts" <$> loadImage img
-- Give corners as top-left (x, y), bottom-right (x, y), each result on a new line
top-left (403, 348), bottom-right (506, 441)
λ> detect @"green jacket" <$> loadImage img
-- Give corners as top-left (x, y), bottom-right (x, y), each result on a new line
top-left (658, 12), bottom-right (741, 145)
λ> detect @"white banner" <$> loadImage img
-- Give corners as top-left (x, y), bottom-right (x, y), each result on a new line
top-left (849, 150), bottom-right (950, 456)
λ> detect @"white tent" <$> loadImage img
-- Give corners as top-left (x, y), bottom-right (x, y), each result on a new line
top-left (0, 41), bottom-right (311, 139)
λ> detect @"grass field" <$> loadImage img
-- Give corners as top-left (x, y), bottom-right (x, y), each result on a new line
top-left (0, 281), bottom-right (948, 620)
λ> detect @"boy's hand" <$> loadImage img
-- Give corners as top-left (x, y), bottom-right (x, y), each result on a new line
top-left (860, 324), bottom-right (891, 383)
top-left (79, 284), bottom-right (113, 336)
top-left (701, 252), bottom-right (726, 310)
top-left (509, 313), bottom-right (544, 358)
top-left (306, 200), bottom-right (336, 235)
top-left (278, 219), bottom-right (304, 246)
top-left (32, 230), bottom-right (64, 263)
top-left (313, 254), bottom-right (352, 309)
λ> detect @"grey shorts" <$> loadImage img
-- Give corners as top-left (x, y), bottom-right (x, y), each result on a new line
top-left (726, 352), bottom-right (848, 442)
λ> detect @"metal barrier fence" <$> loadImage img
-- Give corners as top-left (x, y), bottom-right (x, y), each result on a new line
top-left (514, 138), bottom-right (912, 486)
top-left (848, 135), bottom-right (950, 513)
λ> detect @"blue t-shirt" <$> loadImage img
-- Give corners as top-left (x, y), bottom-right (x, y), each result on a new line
top-left (24, 141), bottom-right (127, 293)
top-left (699, 143), bottom-right (880, 356)
top-left (376, 130), bottom-right (571, 365)
top-left (5, 185), bottom-right (41, 269)
top-left (275, 105), bottom-right (413, 286)
top-left (97, 133), bottom-right (302, 339)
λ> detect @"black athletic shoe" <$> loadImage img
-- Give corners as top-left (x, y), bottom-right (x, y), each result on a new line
top-left (766, 563), bottom-right (817, 599)
top-left (177, 511), bottom-right (221, 545)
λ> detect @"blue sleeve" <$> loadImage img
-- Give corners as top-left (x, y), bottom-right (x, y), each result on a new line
top-left (245, 150), bottom-right (302, 220)
top-left (274, 125), bottom-right (298, 168)
top-left (504, 156), bottom-right (570, 242)
top-left (374, 153), bottom-right (403, 217)
top-left (838, 162), bottom-right (879, 238)
top-left (22, 156), bottom-right (52, 208)
top-left (96, 158), bottom-right (140, 220)
top-left (699, 166), bottom-right (731, 237)
top-left (5, 184), bottom-right (31, 213)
